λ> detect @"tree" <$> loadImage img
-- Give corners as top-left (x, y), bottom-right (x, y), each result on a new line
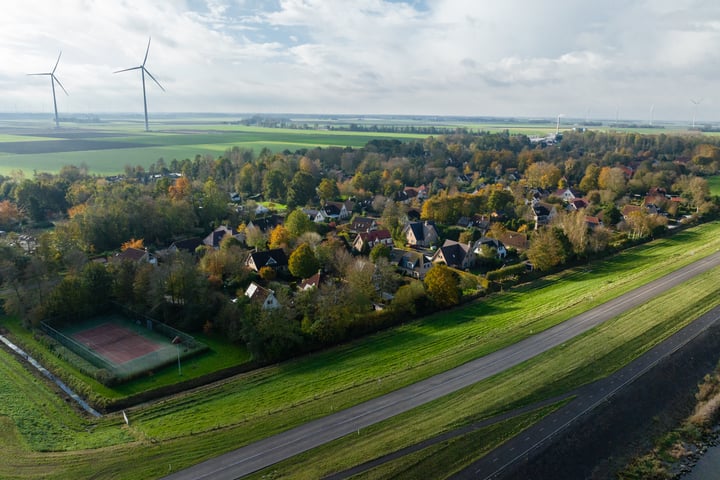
top-left (317, 178), bottom-right (340, 203)
top-left (285, 208), bottom-right (314, 239)
top-left (289, 243), bottom-right (319, 279)
top-left (268, 225), bottom-right (291, 250)
top-left (287, 171), bottom-right (317, 208)
top-left (525, 162), bottom-right (562, 189)
top-left (423, 264), bottom-right (460, 308)
top-left (579, 164), bottom-right (600, 192)
top-left (369, 243), bottom-right (391, 263)
top-left (526, 227), bottom-right (569, 271)
top-left (262, 169), bottom-right (287, 203)
top-left (121, 238), bottom-right (144, 251)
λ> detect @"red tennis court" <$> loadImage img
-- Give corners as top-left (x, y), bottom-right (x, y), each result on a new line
top-left (72, 322), bottom-right (163, 364)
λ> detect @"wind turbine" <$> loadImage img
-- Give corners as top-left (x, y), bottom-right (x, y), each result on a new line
top-left (28, 51), bottom-right (68, 128)
top-left (555, 113), bottom-right (565, 135)
top-left (650, 104), bottom-right (655, 126)
top-left (690, 98), bottom-right (703, 129)
top-left (115, 37), bottom-right (165, 132)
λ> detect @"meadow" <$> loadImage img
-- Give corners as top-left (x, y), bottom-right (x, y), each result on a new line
top-left (2, 221), bottom-right (720, 478)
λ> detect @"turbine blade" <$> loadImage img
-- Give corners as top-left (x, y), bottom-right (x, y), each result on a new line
top-left (143, 37), bottom-right (151, 66)
top-left (144, 68), bottom-right (165, 91)
top-left (114, 66), bottom-right (142, 74)
top-left (28, 72), bottom-right (51, 76)
top-left (54, 75), bottom-right (69, 95)
top-left (52, 51), bottom-right (62, 74)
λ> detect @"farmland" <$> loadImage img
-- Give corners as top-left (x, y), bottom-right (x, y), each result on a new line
top-left (0, 114), bottom-right (703, 177)
top-left (0, 120), bottom-right (429, 176)
top-left (2, 221), bottom-right (720, 478)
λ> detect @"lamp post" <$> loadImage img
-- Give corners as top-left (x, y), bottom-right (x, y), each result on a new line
top-left (172, 336), bottom-right (182, 376)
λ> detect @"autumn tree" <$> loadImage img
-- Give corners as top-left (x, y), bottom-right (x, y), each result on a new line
top-left (526, 227), bottom-right (569, 271)
top-left (423, 264), bottom-right (460, 308)
top-left (289, 243), bottom-right (319, 279)
top-left (579, 164), bottom-right (601, 192)
top-left (317, 178), bottom-right (340, 203)
top-left (268, 225), bottom-right (291, 251)
top-left (287, 171), bottom-right (317, 208)
top-left (525, 162), bottom-right (562, 189)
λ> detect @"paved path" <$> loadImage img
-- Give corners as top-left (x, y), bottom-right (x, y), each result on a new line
top-left (163, 251), bottom-right (720, 480)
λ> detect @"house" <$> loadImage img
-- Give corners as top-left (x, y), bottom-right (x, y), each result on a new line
top-left (110, 247), bottom-right (157, 265)
top-left (398, 185), bottom-right (429, 203)
top-left (498, 231), bottom-right (529, 253)
top-left (473, 237), bottom-right (508, 259)
top-left (553, 187), bottom-right (582, 203)
top-left (247, 214), bottom-right (284, 233)
top-left (352, 229), bottom-right (394, 252)
top-left (298, 271), bottom-right (324, 291)
top-left (349, 216), bottom-right (378, 233)
top-left (245, 282), bottom-right (280, 310)
top-left (245, 248), bottom-right (288, 272)
top-left (390, 248), bottom-right (433, 279)
top-left (203, 226), bottom-right (244, 249)
top-left (621, 204), bottom-right (643, 219)
top-left (323, 200), bottom-right (352, 220)
top-left (431, 240), bottom-right (474, 269)
top-left (403, 221), bottom-right (440, 247)
top-left (585, 216), bottom-right (604, 229)
top-left (532, 202), bottom-right (557, 229)
top-left (567, 198), bottom-right (589, 211)
top-left (167, 237), bottom-right (204, 255)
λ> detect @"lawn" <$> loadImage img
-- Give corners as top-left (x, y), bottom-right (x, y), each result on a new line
top-left (2, 222), bottom-right (720, 479)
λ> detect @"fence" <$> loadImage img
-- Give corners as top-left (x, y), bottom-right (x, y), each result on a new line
top-left (40, 321), bottom-right (116, 372)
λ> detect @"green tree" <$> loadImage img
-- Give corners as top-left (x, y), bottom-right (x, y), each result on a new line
top-left (579, 164), bottom-right (600, 192)
top-left (287, 171), bottom-right (317, 208)
top-left (288, 243), bottom-right (319, 279)
top-left (285, 208), bottom-right (314, 239)
top-left (423, 264), bottom-right (460, 308)
top-left (369, 243), bottom-right (391, 263)
top-left (317, 178), bottom-right (340, 203)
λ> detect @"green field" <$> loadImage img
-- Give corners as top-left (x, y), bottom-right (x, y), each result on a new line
top-left (0, 122), bottom-right (429, 176)
top-left (2, 222), bottom-right (720, 478)
top-left (708, 175), bottom-right (720, 196)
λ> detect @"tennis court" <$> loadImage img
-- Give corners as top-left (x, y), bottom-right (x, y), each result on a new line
top-left (42, 312), bottom-right (206, 383)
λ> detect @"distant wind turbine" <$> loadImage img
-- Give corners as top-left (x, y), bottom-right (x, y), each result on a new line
top-left (690, 98), bottom-right (703, 129)
top-left (28, 51), bottom-right (68, 128)
top-left (555, 113), bottom-right (565, 135)
top-left (115, 37), bottom-right (165, 132)
top-left (650, 104), bottom-right (655, 126)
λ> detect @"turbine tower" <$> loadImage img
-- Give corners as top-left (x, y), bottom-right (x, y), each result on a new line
top-left (28, 51), bottom-right (68, 128)
top-left (690, 98), bottom-right (703, 129)
top-left (115, 37), bottom-right (165, 132)
top-left (650, 104), bottom-right (655, 126)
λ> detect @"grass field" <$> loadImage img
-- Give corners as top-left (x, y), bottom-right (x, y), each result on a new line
top-left (708, 174), bottom-right (720, 196)
top-left (0, 122), bottom-right (429, 176)
top-left (2, 222), bottom-right (720, 478)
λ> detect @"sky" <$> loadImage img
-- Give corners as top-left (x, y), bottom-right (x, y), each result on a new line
top-left (1, 0), bottom-right (719, 122)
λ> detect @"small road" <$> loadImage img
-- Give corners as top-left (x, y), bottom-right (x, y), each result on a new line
top-left (163, 251), bottom-right (720, 480)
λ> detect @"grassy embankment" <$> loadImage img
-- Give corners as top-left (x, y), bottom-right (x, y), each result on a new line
top-left (1, 222), bottom-right (720, 478)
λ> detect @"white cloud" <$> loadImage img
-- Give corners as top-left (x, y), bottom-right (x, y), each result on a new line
top-left (1, 0), bottom-right (720, 120)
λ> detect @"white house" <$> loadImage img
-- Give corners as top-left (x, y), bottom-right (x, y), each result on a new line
top-left (245, 282), bottom-right (280, 310)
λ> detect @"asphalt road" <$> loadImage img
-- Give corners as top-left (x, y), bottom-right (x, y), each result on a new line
top-left (163, 251), bottom-right (720, 480)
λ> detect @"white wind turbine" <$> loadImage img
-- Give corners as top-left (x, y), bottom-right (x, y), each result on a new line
top-left (115, 37), bottom-right (165, 132)
top-left (690, 98), bottom-right (703, 129)
top-left (28, 51), bottom-right (68, 128)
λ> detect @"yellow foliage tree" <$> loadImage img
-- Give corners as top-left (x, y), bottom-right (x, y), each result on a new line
top-left (121, 238), bottom-right (144, 251)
